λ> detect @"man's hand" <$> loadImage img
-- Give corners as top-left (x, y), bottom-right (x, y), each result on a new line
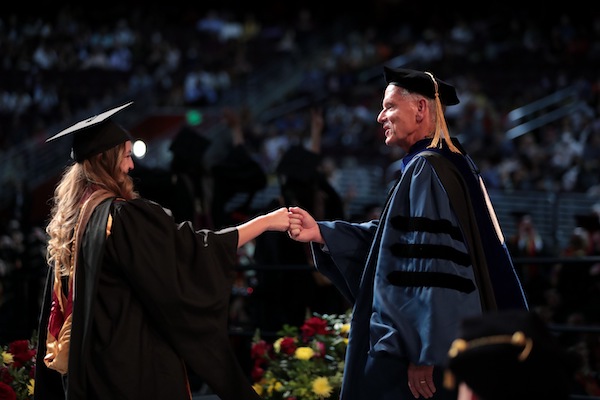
top-left (288, 206), bottom-right (324, 244)
top-left (407, 363), bottom-right (435, 399)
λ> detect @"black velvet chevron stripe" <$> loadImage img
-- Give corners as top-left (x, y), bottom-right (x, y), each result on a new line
top-left (386, 271), bottom-right (476, 293)
top-left (390, 215), bottom-right (463, 242)
top-left (390, 243), bottom-right (471, 266)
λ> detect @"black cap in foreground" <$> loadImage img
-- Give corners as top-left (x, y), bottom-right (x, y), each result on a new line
top-left (383, 66), bottom-right (460, 106)
top-left (445, 310), bottom-right (581, 400)
top-left (46, 102), bottom-right (133, 163)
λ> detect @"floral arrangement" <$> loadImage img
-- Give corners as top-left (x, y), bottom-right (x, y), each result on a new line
top-left (251, 311), bottom-right (351, 400)
top-left (0, 335), bottom-right (36, 400)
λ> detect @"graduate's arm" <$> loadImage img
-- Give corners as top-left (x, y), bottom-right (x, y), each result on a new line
top-left (234, 207), bottom-right (290, 248)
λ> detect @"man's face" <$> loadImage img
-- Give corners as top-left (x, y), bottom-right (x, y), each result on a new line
top-left (376, 85), bottom-right (422, 152)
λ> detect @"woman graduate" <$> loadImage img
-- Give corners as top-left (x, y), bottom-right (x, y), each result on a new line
top-left (34, 102), bottom-right (290, 400)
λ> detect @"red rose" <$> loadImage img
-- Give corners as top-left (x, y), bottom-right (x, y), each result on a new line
top-left (250, 340), bottom-right (269, 359)
top-left (314, 341), bottom-right (326, 358)
top-left (251, 363), bottom-right (265, 382)
top-left (300, 317), bottom-right (329, 337)
top-left (279, 337), bottom-right (296, 355)
top-left (0, 368), bottom-right (13, 385)
top-left (8, 340), bottom-right (35, 368)
top-left (0, 382), bottom-right (17, 400)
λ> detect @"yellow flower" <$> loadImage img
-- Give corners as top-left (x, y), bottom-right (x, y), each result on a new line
top-left (250, 311), bottom-right (351, 400)
top-left (1, 336), bottom-right (37, 400)
top-left (2, 351), bottom-right (13, 364)
top-left (28, 379), bottom-right (35, 395)
top-left (252, 383), bottom-right (263, 395)
top-left (273, 337), bottom-right (283, 353)
top-left (295, 346), bottom-right (315, 360)
top-left (312, 376), bottom-right (333, 398)
top-left (267, 380), bottom-right (283, 394)
top-left (340, 323), bottom-right (350, 335)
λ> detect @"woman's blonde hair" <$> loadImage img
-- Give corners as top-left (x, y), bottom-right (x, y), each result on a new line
top-left (46, 142), bottom-right (138, 276)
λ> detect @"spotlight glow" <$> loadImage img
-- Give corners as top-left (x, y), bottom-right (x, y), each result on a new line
top-left (132, 140), bottom-right (147, 159)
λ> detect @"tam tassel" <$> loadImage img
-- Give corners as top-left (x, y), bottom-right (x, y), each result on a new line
top-left (424, 71), bottom-right (460, 154)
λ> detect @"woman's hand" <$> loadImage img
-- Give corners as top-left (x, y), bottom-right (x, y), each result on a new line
top-left (265, 207), bottom-right (292, 231)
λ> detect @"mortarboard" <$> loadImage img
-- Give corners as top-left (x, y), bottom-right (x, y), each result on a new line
top-left (445, 310), bottom-right (580, 400)
top-left (383, 66), bottom-right (460, 153)
top-left (212, 144), bottom-right (267, 195)
top-left (383, 67), bottom-right (460, 106)
top-left (276, 145), bottom-right (322, 183)
top-left (574, 214), bottom-right (600, 232)
top-left (510, 210), bottom-right (530, 219)
top-left (169, 125), bottom-right (211, 172)
top-left (46, 102), bottom-right (133, 163)
top-left (510, 210), bottom-right (532, 222)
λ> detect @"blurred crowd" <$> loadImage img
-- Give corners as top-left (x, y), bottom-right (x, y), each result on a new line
top-left (2, 5), bottom-right (600, 186)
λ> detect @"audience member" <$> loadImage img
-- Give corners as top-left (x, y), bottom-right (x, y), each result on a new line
top-left (253, 107), bottom-right (349, 332)
top-left (507, 211), bottom-right (553, 305)
top-left (445, 309), bottom-right (581, 400)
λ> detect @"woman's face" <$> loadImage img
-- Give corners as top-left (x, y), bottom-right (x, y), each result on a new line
top-left (120, 141), bottom-right (134, 176)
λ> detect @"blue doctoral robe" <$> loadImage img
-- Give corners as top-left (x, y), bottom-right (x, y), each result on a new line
top-left (310, 138), bottom-right (528, 399)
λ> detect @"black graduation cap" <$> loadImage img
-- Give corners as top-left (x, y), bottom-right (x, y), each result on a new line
top-left (510, 210), bottom-right (530, 219)
top-left (509, 211), bottom-right (534, 224)
top-left (383, 66), bottom-right (460, 106)
top-left (212, 144), bottom-right (267, 194)
top-left (276, 145), bottom-right (322, 183)
top-left (46, 102), bottom-right (133, 162)
top-left (445, 310), bottom-right (580, 400)
top-left (169, 125), bottom-right (211, 172)
top-left (574, 214), bottom-right (600, 232)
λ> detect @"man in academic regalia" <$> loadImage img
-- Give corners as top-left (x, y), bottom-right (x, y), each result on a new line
top-left (34, 102), bottom-right (290, 400)
top-left (289, 67), bottom-right (528, 399)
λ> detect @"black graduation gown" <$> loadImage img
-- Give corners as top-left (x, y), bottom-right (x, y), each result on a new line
top-left (35, 198), bottom-right (260, 400)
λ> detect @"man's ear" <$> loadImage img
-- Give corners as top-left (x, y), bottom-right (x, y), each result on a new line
top-left (415, 98), bottom-right (426, 122)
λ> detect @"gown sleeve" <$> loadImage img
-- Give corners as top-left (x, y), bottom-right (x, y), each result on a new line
top-left (311, 220), bottom-right (377, 304)
top-left (109, 198), bottom-right (237, 329)
top-left (106, 198), bottom-right (259, 400)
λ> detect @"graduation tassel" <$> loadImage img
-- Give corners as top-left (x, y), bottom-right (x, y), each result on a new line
top-left (424, 71), bottom-right (460, 154)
